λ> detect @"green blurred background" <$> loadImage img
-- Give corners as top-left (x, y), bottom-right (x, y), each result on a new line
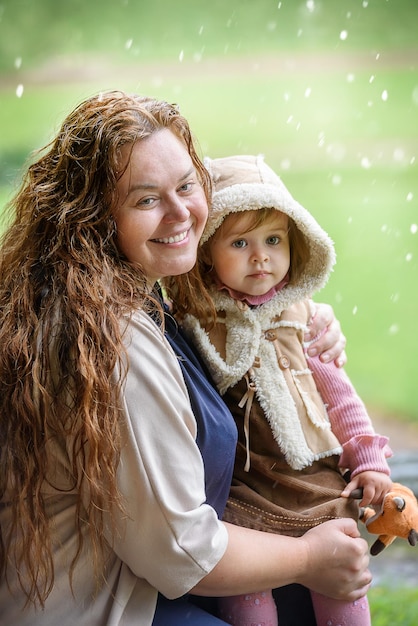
top-left (1, 0), bottom-right (417, 418)
top-left (1, 1), bottom-right (418, 621)
top-left (0, 0), bottom-right (418, 404)
top-left (0, 0), bottom-right (418, 414)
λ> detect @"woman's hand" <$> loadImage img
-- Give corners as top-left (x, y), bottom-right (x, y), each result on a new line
top-left (297, 518), bottom-right (372, 601)
top-left (305, 302), bottom-right (347, 368)
top-left (195, 518), bottom-right (371, 601)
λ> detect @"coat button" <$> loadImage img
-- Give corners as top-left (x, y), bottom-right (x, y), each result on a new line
top-left (278, 355), bottom-right (290, 369)
top-left (265, 330), bottom-right (276, 341)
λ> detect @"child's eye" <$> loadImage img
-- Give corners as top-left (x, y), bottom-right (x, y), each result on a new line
top-left (232, 239), bottom-right (247, 249)
top-left (266, 235), bottom-right (281, 245)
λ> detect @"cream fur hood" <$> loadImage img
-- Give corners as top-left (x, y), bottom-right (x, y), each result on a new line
top-left (202, 154), bottom-right (336, 309)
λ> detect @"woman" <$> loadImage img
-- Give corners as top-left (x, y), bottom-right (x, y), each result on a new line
top-left (0, 91), bottom-right (370, 625)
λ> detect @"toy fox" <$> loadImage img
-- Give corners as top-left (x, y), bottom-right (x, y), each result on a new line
top-left (353, 482), bottom-right (418, 555)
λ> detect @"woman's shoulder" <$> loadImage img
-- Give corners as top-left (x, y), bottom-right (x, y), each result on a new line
top-left (122, 308), bottom-right (177, 362)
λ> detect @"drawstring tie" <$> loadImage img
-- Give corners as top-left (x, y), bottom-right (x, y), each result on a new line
top-left (238, 357), bottom-right (261, 472)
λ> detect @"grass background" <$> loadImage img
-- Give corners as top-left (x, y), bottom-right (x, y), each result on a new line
top-left (1, 2), bottom-right (418, 620)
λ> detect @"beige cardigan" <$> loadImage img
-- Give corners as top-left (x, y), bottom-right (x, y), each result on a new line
top-left (0, 311), bottom-right (227, 625)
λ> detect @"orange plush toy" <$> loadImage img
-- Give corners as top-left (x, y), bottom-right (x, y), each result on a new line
top-left (356, 482), bottom-right (418, 555)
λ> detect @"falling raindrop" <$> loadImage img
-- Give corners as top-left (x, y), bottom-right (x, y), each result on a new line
top-left (405, 253), bottom-right (413, 262)
top-left (410, 223), bottom-right (417, 234)
top-left (352, 306), bottom-right (358, 315)
top-left (381, 90), bottom-right (388, 101)
top-left (179, 50), bottom-right (184, 62)
top-left (393, 148), bottom-right (405, 162)
top-left (340, 30), bottom-right (348, 41)
top-left (16, 84), bottom-right (24, 98)
top-left (389, 324), bottom-right (399, 335)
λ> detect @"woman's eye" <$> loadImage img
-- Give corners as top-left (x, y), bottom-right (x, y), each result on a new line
top-left (179, 182), bottom-right (194, 193)
top-left (232, 239), bottom-right (247, 249)
top-left (137, 196), bottom-right (156, 208)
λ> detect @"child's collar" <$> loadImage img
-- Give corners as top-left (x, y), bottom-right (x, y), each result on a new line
top-left (216, 273), bottom-right (290, 307)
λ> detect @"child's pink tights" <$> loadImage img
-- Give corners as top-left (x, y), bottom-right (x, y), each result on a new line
top-left (218, 589), bottom-right (371, 626)
top-left (218, 590), bottom-right (278, 626)
top-left (310, 591), bottom-right (371, 626)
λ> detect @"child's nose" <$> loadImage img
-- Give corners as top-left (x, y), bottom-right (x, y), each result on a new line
top-left (251, 248), bottom-right (269, 263)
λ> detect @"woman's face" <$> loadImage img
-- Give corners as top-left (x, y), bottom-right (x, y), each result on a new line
top-left (114, 129), bottom-right (208, 285)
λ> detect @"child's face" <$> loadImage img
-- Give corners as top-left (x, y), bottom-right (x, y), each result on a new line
top-left (209, 210), bottom-right (290, 297)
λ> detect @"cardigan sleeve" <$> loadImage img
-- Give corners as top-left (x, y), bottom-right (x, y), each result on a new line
top-left (105, 310), bottom-right (228, 599)
top-left (308, 355), bottom-right (392, 477)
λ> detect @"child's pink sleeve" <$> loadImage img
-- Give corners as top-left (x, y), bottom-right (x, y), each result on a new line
top-left (308, 355), bottom-right (392, 477)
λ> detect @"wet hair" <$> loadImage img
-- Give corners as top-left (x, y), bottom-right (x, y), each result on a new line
top-left (166, 207), bottom-right (310, 327)
top-left (0, 90), bottom-right (211, 607)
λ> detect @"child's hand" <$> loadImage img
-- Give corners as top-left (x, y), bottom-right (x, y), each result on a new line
top-left (341, 471), bottom-right (393, 507)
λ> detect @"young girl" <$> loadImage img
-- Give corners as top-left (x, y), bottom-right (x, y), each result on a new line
top-left (165, 154), bottom-right (392, 626)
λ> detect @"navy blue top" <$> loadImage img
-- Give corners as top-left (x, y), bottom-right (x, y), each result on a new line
top-left (164, 308), bottom-right (237, 518)
top-left (154, 301), bottom-right (315, 626)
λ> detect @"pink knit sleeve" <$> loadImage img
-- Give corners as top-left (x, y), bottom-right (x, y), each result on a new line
top-left (308, 355), bottom-right (392, 477)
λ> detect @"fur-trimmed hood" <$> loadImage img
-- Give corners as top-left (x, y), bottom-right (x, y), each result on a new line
top-left (203, 154), bottom-right (335, 310)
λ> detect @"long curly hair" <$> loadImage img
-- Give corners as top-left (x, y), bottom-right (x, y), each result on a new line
top-left (0, 90), bottom-right (211, 607)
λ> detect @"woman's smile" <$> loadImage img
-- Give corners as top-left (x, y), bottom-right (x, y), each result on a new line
top-left (152, 228), bottom-right (190, 244)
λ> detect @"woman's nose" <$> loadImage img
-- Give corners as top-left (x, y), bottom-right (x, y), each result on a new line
top-left (164, 197), bottom-right (190, 221)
